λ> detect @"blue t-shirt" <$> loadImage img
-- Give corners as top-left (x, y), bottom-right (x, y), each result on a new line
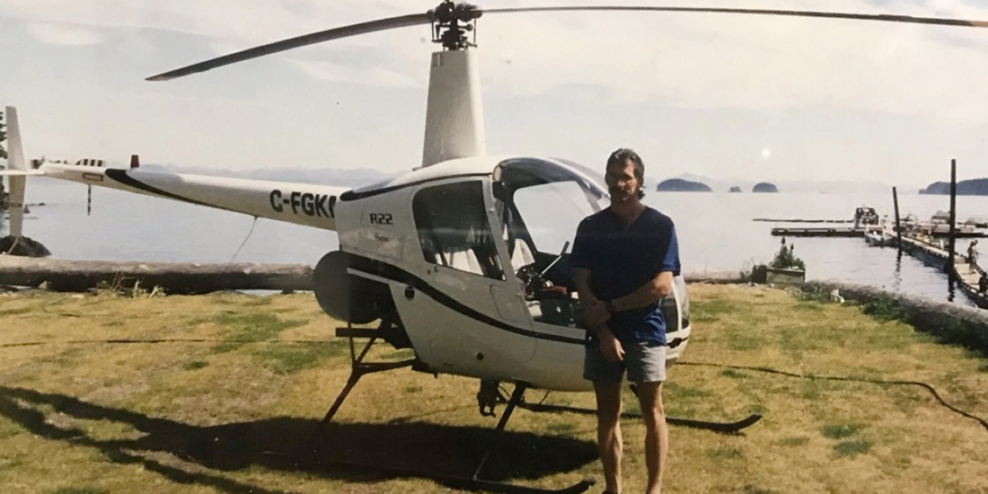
top-left (569, 207), bottom-right (681, 345)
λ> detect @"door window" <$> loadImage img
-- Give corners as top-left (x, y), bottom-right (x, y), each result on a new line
top-left (413, 181), bottom-right (504, 280)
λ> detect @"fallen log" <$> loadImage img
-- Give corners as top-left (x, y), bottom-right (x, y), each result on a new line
top-left (0, 256), bottom-right (314, 294)
top-left (0, 255), bottom-right (745, 295)
top-left (683, 270), bottom-right (746, 284)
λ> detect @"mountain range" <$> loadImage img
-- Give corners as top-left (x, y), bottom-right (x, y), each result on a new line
top-left (645, 173), bottom-right (898, 194)
top-left (121, 164), bottom-right (899, 195)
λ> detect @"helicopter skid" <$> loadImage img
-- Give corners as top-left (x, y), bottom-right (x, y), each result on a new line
top-left (517, 401), bottom-right (762, 434)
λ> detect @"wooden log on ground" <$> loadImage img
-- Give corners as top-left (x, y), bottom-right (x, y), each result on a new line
top-left (683, 271), bottom-right (746, 284)
top-left (0, 255), bottom-right (745, 295)
top-left (0, 256), bottom-right (314, 294)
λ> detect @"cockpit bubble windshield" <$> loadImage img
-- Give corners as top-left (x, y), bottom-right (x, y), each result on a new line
top-left (493, 158), bottom-right (609, 256)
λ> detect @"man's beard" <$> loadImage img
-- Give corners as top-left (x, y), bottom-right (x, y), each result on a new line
top-left (610, 187), bottom-right (635, 203)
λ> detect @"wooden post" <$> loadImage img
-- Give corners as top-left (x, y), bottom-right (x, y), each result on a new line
top-left (948, 159), bottom-right (957, 283)
top-left (893, 186), bottom-right (902, 253)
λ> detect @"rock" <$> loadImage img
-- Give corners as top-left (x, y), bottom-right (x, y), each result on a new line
top-left (752, 182), bottom-right (779, 193)
top-left (0, 236), bottom-right (52, 257)
top-left (729, 186), bottom-right (742, 193)
top-left (656, 178), bottom-right (712, 192)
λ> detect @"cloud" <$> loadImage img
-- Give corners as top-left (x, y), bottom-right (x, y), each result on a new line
top-left (26, 22), bottom-right (103, 45)
top-left (5, 0), bottom-right (988, 124)
top-left (289, 59), bottom-right (422, 88)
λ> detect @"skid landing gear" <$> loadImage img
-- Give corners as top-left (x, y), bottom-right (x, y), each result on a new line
top-left (515, 383), bottom-right (762, 434)
top-left (268, 325), bottom-right (594, 494)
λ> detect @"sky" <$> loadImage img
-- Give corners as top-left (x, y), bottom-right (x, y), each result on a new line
top-left (2, 0), bottom-right (988, 189)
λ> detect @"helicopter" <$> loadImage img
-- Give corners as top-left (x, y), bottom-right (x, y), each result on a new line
top-left (4, 2), bottom-right (988, 492)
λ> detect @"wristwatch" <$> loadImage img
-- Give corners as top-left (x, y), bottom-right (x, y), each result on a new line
top-left (605, 300), bottom-right (617, 315)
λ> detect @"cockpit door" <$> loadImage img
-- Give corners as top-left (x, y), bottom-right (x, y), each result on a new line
top-left (407, 179), bottom-right (536, 373)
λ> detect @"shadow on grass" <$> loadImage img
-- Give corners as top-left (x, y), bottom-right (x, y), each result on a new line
top-left (0, 386), bottom-right (597, 494)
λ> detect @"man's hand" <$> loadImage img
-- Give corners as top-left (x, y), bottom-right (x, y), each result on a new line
top-left (579, 298), bottom-right (611, 329)
top-left (598, 327), bottom-right (625, 362)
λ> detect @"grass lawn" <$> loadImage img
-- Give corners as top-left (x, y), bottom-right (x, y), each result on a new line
top-left (0, 284), bottom-right (985, 494)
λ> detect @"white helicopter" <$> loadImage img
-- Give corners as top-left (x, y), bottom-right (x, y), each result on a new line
top-left (3, 2), bottom-right (987, 492)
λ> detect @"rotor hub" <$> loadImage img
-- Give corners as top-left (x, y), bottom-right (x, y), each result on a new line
top-left (428, 1), bottom-right (482, 50)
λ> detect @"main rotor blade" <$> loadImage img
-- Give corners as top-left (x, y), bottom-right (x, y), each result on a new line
top-left (147, 13), bottom-right (431, 82)
top-left (481, 6), bottom-right (988, 30)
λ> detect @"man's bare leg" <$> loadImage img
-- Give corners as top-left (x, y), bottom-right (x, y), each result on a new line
top-left (636, 381), bottom-right (667, 494)
top-left (594, 382), bottom-right (623, 494)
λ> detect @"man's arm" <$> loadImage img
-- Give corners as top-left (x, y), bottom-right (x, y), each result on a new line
top-left (609, 271), bottom-right (673, 313)
top-left (573, 267), bottom-right (608, 334)
top-left (574, 267), bottom-right (625, 362)
top-left (611, 221), bottom-right (680, 313)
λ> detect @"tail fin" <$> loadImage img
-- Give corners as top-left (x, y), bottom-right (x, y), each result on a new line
top-left (5, 106), bottom-right (26, 237)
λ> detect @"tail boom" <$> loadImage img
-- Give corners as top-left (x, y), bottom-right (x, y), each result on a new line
top-left (39, 163), bottom-right (346, 232)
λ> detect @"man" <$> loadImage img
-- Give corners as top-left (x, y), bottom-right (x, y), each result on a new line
top-left (570, 148), bottom-right (680, 494)
top-left (968, 240), bottom-right (980, 274)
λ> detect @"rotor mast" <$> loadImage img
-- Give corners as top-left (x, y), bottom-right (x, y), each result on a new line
top-left (421, 1), bottom-right (487, 168)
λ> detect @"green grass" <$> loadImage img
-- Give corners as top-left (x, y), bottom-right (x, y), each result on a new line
top-left (794, 302), bottom-right (824, 311)
top-left (833, 439), bottom-right (872, 457)
top-left (252, 342), bottom-right (344, 375)
top-left (720, 369), bottom-right (747, 379)
top-left (860, 296), bottom-right (909, 322)
top-left (727, 331), bottom-right (762, 351)
top-left (664, 382), bottom-right (714, 399)
top-left (181, 360), bottom-right (208, 371)
top-left (690, 298), bottom-right (740, 323)
top-left (0, 286), bottom-right (985, 494)
top-left (779, 437), bottom-right (809, 447)
top-left (547, 423), bottom-right (576, 434)
top-left (47, 488), bottom-right (109, 494)
top-left (707, 447), bottom-right (744, 460)
top-left (210, 312), bottom-right (308, 353)
top-left (0, 307), bottom-right (32, 316)
top-left (743, 487), bottom-right (781, 494)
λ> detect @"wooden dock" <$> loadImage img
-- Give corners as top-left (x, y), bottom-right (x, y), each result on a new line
top-left (772, 226), bottom-right (988, 238)
top-left (770, 227), bottom-right (862, 237)
top-left (754, 218), bottom-right (853, 223)
top-left (898, 235), bottom-right (988, 309)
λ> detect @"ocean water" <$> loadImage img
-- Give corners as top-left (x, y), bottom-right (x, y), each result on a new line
top-left (3, 176), bottom-right (987, 307)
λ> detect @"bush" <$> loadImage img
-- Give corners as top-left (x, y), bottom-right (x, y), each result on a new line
top-left (770, 240), bottom-right (805, 271)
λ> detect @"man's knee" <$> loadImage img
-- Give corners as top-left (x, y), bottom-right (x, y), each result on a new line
top-left (641, 403), bottom-right (666, 429)
top-left (594, 382), bottom-right (623, 423)
top-left (636, 381), bottom-right (666, 427)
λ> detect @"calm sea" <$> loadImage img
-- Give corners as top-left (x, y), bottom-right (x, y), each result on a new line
top-left (3, 177), bottom-right (986, 307)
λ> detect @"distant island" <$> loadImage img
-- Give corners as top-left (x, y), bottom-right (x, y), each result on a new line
top-left (920, 178), bottom-right (988, 196)
top-left (752, 182), bottom-right (779, 193)
top-left (729, 186), bottom-right (742, 193)
top-left (656, 178), bottom-right (712, 192)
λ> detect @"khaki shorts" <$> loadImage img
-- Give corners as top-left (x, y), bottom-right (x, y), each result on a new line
top-left (583, 340), bottom-right (667, 384)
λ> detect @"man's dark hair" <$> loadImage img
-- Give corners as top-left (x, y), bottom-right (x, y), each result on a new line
top-left (606, 148), bottom-right (646, 199)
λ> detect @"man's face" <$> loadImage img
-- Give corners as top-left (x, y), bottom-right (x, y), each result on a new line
top-left (605, 161), bottom-right (640, 204)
